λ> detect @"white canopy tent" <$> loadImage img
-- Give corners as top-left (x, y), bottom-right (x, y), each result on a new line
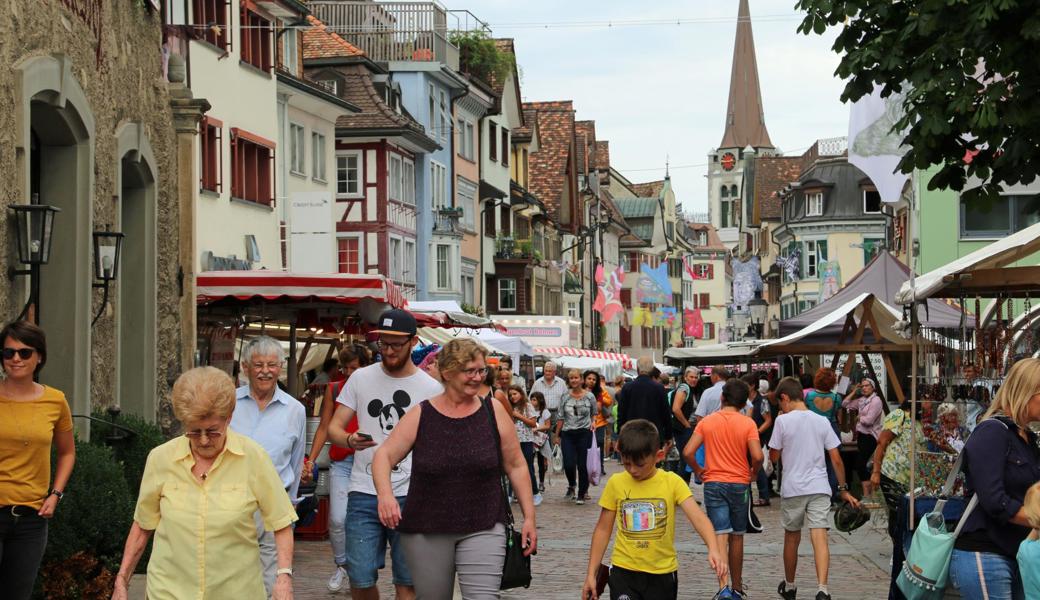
top-left (552, 356), bottom-right (624, 381)
top-left (418, 327), bottom-right (534, 374)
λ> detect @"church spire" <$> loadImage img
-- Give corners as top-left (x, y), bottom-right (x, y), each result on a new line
top-left (719, 0), bottom-right (774, 150)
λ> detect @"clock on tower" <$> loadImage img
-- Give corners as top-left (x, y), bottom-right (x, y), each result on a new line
top-left (721, 152), bottom-right (736, 171)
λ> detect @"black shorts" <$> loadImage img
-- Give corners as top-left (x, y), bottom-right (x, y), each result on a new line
top-left (608, 566), bottom-right (678, 600)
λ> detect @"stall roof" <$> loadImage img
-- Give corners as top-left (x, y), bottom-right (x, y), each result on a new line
top-left (533, 347), bottom-right (634, 370)
top-left (197, 271), bottom-right (407, 308)
top-left (782, 252), bottom-right (971, 342)
top-left (896, 220), bottom-right (1040, 302)
top-left (419, 327), bottom-right (534, 357)
top-left (408, 300), bottom-right (499, 329)
top-left (664, 343), bottom-right (759, 363)
top-left (760, 292), bottom-right (912, 355)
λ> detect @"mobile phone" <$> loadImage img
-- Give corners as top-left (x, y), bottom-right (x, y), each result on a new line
top-left (355, 432), bottom-right (373, 441)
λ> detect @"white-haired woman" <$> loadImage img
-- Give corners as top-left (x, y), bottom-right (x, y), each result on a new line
top-left (112, 367), bottom-right (297, 600)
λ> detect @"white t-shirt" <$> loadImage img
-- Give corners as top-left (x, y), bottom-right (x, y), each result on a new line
top-left (768, 409), bottom-right (840, 498)
top-left (336, 363), bottom-right (444, 497)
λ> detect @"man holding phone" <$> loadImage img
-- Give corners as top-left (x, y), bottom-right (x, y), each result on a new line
top-left (327, 309), bottom-right (443, 600)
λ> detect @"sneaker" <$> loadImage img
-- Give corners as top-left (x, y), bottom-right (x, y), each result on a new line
top-left (539, 483), bottom-right (546, 493)
top-left (327, 565), bottom-right (347, 592)
top-left (711, 586), bottom-right (733, 600)
top-left (778, 581), bottom-right (797, 600)
top-left (815, 592), bottom-right (831, 600)
top-left (533, 493), bottom-right (543, 507)
top-left (732, 589), bottom-right (747, 600)
top-left (575, 498), bottom-right (585, 505)
top-left (565, 487), bottom-right (575, 499)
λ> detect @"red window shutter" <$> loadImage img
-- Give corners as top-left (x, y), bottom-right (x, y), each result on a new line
top-left (620, 288), bottom-right (631, 306)
top-left (230, 133), bottom-right (239, 198)
top-left (707, 264), bottom-right (714, 279)
top-left (620, 325), bottom-right (631, 347)
top-left (699, 293), bottom-right (710, 308)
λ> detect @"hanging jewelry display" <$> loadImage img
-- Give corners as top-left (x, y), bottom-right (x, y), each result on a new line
top-left (994, 295), bottom-right (1004, 376)
top-left (974, 295), bottom-right (983, 370)
top-left (1026, 293), bottom-right (1036, 356)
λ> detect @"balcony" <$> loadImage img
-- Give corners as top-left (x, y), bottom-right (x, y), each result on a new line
top-left (433, 206), bottom-right (464, 236)
top-left (309, 1), bottom-right (461, 68)
top-left (494, 236), bottom-right (545, 262)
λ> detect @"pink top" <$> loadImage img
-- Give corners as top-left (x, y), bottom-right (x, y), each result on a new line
top-left (844, 393), bottom-right (883, 439)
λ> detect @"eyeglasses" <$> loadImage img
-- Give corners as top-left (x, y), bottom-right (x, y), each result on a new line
top-left (185, 428), bottom-right (225, 440)
top-left (249, 362), bottom-right (281, 371)
top-left (2, 348), bottom-right (36, 360)
top-left (377, 336), bottom-right (413, 351)
top-left (460, 367), bottom-right (489, 379)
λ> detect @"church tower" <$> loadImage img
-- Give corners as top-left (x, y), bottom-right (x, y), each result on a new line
top-left (708, 0), bottom-right (775, 247)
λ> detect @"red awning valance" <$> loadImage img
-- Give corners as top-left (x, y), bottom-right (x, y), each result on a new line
top-left (197, 271), bottom-right (407, 309)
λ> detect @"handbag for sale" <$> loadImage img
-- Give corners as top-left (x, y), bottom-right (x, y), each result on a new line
top-left (484, 400), bottom-right (533, 590)
top-left (896, 449), bottom-right (977, 600)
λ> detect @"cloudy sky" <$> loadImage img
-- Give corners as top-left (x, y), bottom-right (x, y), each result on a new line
top-left (466, 0), bottom-right (849, 216)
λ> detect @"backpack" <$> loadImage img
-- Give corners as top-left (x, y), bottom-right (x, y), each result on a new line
top-left (669, 383), bottom-right (695, 430)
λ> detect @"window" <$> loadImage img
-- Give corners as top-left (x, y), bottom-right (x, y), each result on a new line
top-left (388, 154), bottom-right (401, 201)
top-left (389, 237), bottom-right (402, 281)
top-left (316, 79), bottom-right (337, 95)
top-left (403, 239), bottom-right (416, 283)
top-left (501, 129), bottom-right (509, 166)
top-left (499, 279), bottom-right (517, 311)
top-left (702, 323), bottom-right (716, 340)
top-left (522, 149), bottom-right (529, 185)
top-left (863, 189), bottom-right (882, 214)
top-left (484, 201), bottom-right (496, 236)
top-left (499, 204), bottom-right (511, 236)
top-left (402, 159), bottom-right (415, 205)
top-left (960, 195), bottom-right (1040, 238)
top-left (439, 90), bottom-right (448, 143)
top-left (337, 237), bottom-right (360, 273)
top-left (721, 186), bottom-right (729, 198)
top-left (863, 238), bottom-right (884, 263)
top-left (457, 177), bottom-right (477, 231)
top-left (693, 263), bottom-right (713, 279)
top-left (311, 133), bottom-right (326, 181)
top-left (289, 123), bottom-right (305, 175)
top-left (730, 184), bottom-right (738, 197)
top-left (804, 239), bottom-right (827, 278)
top-left (806, 191), bottom-right (824, 216)
top-left (691, 293), bottom-right (710, 309)
top-left (428, 83), bottom-right (435, 133)
top-left (230, 129), bottom-right (275, 205)
top-left (457, 118), bottom-right (474, 160)
top-left (240, 8), bottom-right (273, 72)
top-left (720, 199), bottom-right (736, 228)
top-left (192, 0), bottom-right (229, 49)
top-left (489, 122), bottom-right (498, 162)
top-left (282, 27), bottom-right (298, 75)
top-left (462, 274), bottom-right (475, 305)
top-left (199, 116), bottom-right (222, 193)
top-left (436, 245), bottom-right (451, 289)
top-left (336, 152), bottom-right (361, 198)
top-left (431, 161), bottom-right (447, 210)
top-left (567, 302), bottom-right (578, 318)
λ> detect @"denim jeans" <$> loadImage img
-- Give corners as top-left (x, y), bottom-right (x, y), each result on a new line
top-left (0, 508), bottom-right (49, 600)
top-left (519, 441), bottom-right (538, 493)
top-left (328, 455), bottom-right (355, 566)
top-left (702, 481), bottom-right (750, 535)
top-left (673, 426), bottom-right (693, 483)
top-left (345, 492), bottom-right (411, 588)
top-left (561, 428), bottom-right (592, 496)
top-left (949, 549), bottom-right (1025, 600)
top-left (595, 425), bottom-right (606, 470)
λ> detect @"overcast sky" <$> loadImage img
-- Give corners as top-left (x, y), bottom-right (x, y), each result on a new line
top-left (465, 0), bottom-right (849, 216)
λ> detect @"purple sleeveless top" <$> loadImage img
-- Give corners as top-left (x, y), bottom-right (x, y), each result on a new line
top-left (397, 398), bottom-right (508, 534)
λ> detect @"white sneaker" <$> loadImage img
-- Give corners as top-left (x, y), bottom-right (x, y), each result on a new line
top-left (327, 565), bottom-right (347, 592)
top-left (533, 493), bottom-right (543, 506)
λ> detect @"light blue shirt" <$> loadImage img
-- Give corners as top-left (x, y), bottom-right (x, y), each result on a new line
top-left (1020, 537), bottom-right (1040, 599)
top-left (231, 385), bottom-right (307, 502)
top-left (694, 381), bottom-right (726, 418)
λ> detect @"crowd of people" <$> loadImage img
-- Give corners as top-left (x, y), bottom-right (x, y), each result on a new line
top-left (1, 312), bottom-right (1038, 600)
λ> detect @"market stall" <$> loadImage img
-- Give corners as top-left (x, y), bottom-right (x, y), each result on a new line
top-left (533, 347), bottom-right (634, 371)
top-left (550, 355), bottom-right (625, 381)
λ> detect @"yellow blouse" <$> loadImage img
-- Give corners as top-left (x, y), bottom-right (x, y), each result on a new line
top-left (134, 430), bottom-right (297, 600)
top-left (0, 385), bottom-right (73, 509)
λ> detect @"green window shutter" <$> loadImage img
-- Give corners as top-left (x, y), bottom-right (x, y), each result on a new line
top-left (818, 240), bottom-right (828, 262)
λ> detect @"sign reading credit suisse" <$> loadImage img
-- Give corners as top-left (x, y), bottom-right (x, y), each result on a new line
top-left (502, 326), bottom-right (563, 338)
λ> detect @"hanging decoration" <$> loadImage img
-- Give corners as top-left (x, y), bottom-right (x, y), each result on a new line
top-left (684, 308), bottom-right (704, 338)
top-left (630, 306), bottom-right (654, 327)
top-left (818, 261), bottom-right (842, 301)
top-left (593, 264), bottom-right (625, 323)
top-left (683, 256), bottom-right (706, 280)
top-left (776, 249), bottom-right (801, 282)
top-left (636, 262), bottom-right (672, 305)
top-left (730, 256), bottom-right (763, 311)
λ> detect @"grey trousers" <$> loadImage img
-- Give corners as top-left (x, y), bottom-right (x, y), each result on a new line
top-left (254, 510), bottom-right (277, 599)
top-left (401, 522), bottom-right (506, 600)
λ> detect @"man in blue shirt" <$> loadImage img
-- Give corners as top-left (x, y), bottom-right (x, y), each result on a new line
top-left (232, 335), bottom-right (307, 598)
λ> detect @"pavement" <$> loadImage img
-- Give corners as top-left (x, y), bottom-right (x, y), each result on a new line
top-left (131, 461), bottom-right (895, 599)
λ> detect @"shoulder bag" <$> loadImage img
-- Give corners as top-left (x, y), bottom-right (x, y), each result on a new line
top-left (483, 399), bottom-right (533, 590)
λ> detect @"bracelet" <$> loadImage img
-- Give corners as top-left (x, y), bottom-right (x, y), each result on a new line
top-left (346, 433), bottom-right (355, 450)
top-left (837, 483), bottom-right (849, 492)
top-left (276, 567), bottom-right (294, 577)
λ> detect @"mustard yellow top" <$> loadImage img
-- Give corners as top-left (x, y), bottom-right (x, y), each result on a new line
top-left (0, 385), bottom-right (73, 509)
top-left (134, 430), bottom-right (297, 600)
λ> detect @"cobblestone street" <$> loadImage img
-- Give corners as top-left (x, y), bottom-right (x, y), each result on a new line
top-left (290, 461), bottom-right (893, 599)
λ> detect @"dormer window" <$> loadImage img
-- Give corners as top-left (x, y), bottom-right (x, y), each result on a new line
top-left (806, 191), bottom-right (824, 216)
top-left (863, 188), bottom-right (882, 214)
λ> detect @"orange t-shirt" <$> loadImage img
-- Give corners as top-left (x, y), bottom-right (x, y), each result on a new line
top-left (694, 410), bottom-right (759, 484)
top-left (593, 389), bottom-right (613, 429)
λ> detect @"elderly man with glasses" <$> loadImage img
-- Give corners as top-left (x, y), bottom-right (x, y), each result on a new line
top-left (231, 335), bottom-right (308, 598)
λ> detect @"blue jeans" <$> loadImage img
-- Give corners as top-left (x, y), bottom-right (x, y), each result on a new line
top-left (345, 491), bottom-right (412, 588)
top-left (755, 466), bottom-right (771, 500)
top-left (519, 441), bottom-right (538, 493)
top-left (703, 481), bottom-right (750, 535)
top-left (561, 428), bottom-right (592, 497)
top-left (949, 549), bottom-right (1024, 600)
top-left (673, 427), bottom-right (693, 483)
top-left (328, 456), bottom-right (354, 566)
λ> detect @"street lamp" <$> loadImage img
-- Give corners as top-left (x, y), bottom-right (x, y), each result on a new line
top-left (748, 294), bottom-right (768, 339)
top-left (91, 226), bottom-right (125, 327)
top-left (8, 201), bottom-right (61, 322)
top-left (769, 314), bottom-right (780, 338)
top-left (731, 310), bottom-right (748, 340)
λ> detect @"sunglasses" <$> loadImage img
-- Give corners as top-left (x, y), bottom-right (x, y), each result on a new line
top-left (2, 348), bottom-right (36, 360)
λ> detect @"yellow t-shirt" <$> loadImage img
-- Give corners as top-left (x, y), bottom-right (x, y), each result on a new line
top-left (0, 385), bottom-right (73, 509)
top-left (134, 430), bottom-right (297, 600)
top-left (597, 468), bottom-right (692, 574)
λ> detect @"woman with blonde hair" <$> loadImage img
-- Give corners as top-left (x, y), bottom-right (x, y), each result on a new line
top-left (948, 358), bottom-right (1040, 599)
top-left (555, 368), bottom-right (598, 505)
top-left (112, 367), bottom-right (297, 600)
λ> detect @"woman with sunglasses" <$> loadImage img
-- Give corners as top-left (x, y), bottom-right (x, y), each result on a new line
top-left (0, 320), bottom-right (75, 599)
top-left (111, 367), bottom-right (297, 600)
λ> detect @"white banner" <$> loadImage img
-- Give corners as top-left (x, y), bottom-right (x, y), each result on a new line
top-left (848, 85), bottom-right (910, 203)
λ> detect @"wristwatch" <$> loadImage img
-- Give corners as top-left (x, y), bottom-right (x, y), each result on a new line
top-left (836, 483), bottom-right (849, 492)
top-left (276, 567), bottom-right (294, 577)
top-left (49, 489), bottom-right (64, 501)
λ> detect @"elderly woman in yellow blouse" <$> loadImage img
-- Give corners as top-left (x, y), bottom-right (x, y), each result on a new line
top-left (110, 367), bottom-right (298, 600)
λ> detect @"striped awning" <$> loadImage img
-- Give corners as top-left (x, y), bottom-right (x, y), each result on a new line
top-left (533, 347), bottom-right (634, 370)
top-left (196, 271), bottom-right (407, 309)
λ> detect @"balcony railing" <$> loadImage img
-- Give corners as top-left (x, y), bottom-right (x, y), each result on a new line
top-left (433, 207), bottom-right (463, 236)
top-left (495, 237), bottom-right (544, 261)
top-left (309, 1), bottom-right (459, 68)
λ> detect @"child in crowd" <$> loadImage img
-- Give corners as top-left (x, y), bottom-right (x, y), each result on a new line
top-left (530, 391), bottom-right (551, 493)
top-left (1019, 481), bottom-right (1040, 598)
top-left (582, 420), bottom-right (726, 600)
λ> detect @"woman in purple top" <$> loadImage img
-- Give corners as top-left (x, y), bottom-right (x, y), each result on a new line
top-left (842, 378), bottom-right (884, 496)
top-left (372, 338), bottom-right (537, 599)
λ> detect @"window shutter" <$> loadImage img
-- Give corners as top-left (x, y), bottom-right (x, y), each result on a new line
top-left (818, 240), bottom-right (828, 261)
top-left (699, 293), bottom-right (710, 308)
top-left (707, 264), bottom-right (714, 279)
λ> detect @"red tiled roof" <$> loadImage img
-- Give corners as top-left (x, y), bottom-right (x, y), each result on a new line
top-left (630, 180), bottom-right (665, 198)
top-left (753, 156), bottom-right (805, 221)
top-left (524, 101), bottom-right (576, 222)
top-left (594, 141), bottom-right (610, 171)
top-left (514, 107), bottom-right (537, 140)
top-left (334, 64), bottom-right (428, 138)
top-left (685, 222), bottom-right (728, 251)
top-left (303, 15), bottom-right (365, 60)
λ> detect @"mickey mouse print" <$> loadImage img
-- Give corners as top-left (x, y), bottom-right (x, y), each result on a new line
top-left (335, 363), bottom-right (444, 497)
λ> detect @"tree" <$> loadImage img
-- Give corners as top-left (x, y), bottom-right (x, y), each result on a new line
top-left (796, 0), bottom-right (1040, 205)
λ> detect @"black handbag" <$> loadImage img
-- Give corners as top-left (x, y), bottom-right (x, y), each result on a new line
top-left (483, 398), bottom-right (533, 590)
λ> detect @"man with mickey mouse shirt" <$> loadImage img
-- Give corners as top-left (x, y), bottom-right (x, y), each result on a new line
top-left (328, 309), bottom-right (443, 600)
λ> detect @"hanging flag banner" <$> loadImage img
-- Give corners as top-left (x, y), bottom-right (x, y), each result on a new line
top-left (730, 256), bottom-right (763, 311)
top-left (636, 262), bottom-right (672, 305)
top-left (776, 249), bottom-right (801, 282)
top-left (630, 306), bottom-right (654, 327)
top-left (653, 306), bottom-right (678, 327)
top-left (683, 256), bottom-right (706, 280)
top-left (819, 261), bottom-right (842, 301)
top-left (593, 264), bottom-right (625, 323)
top-left (684, 308), bottom-right (704, 338)
top-left (849, 84), bottom-right (910, 202)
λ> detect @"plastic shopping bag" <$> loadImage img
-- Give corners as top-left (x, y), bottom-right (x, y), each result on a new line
top-left (587, 431), bottom-right (602, 486)
top-left (551, 443), bottom-right (564, 473)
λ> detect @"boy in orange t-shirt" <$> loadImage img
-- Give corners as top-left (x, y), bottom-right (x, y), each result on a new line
top-left (683, 379), bottom-right (763, 600)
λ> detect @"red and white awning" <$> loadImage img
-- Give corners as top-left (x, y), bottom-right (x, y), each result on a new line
top-left (196, 271), bottom-right (407, 309)
top-left (533, 347), bottom-right (634, 370)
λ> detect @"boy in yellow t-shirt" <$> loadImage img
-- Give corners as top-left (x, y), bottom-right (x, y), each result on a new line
top-left (583, 419), bottom-right (726, 600)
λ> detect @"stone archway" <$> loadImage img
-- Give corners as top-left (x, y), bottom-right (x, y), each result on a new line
top-left (115, 122), bottom-right (158, 420)
top-left (15, 55), bottom-right (95, 419)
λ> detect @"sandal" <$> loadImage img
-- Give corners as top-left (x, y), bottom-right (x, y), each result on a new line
top-left (753, 499), bottom-right (771, 507)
